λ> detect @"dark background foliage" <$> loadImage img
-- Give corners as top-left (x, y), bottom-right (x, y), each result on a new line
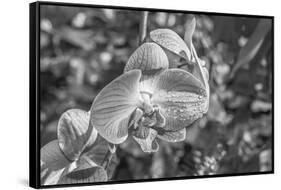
top-left (40, 5), bottom-right (273, 180)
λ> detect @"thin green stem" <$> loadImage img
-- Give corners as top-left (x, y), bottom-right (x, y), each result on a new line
top-left (139, 11), bottom-right (149, 45)
top-left (101, 145), bottom-right (116, 170)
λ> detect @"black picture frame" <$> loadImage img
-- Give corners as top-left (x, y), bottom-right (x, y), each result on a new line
top-left (30, 1), bottom-right (274, 189)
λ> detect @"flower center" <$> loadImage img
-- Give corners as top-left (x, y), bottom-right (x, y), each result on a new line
top-left (140, 91), bottom-right (154, 115)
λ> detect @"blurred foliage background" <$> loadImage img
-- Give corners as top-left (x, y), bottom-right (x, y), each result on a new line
top-left (40, 5), bottom-right (273, 180)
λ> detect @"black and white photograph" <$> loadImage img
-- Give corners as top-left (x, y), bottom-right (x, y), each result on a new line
top-left (30, 1), bottom-right (273, 188)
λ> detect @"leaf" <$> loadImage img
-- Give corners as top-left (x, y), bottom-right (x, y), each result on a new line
top-left (132, 128), bottom-right (159, 153)
top-left (58, 156), bottom-right (107, 184)
top-left (41, 140), bottom-right (71, 171)
top-left (184, 16), bottom-right (196, 49)
top-left (150, 28), bottom-right (192, 61)
top-left (157, 128), bottom-right (186, 142)
top-left (57, 109), bottom-right (97, 161)
top-left (124, 42), bottom-right (169, 75)
top-left (151, 69), bottom-right (208, 131)
top-left (230, 19), bottom-right (272, 79)
top-left (90, 70), bottom-right (143, 144)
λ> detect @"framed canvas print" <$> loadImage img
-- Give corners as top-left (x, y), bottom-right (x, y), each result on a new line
top-left (29, 1), bottom-right (274, 188)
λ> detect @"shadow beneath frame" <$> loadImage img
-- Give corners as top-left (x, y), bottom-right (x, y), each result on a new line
top-left (18, 178), bottom-right (29, 187)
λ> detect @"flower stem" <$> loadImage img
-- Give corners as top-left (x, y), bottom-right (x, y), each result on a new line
top-left (101, 146), bottom-right (116, 170)
top-left (139, 11), bottom-right (149, 45)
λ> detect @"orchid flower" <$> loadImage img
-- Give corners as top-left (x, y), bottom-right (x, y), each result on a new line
top-left (90, 19), bottom-right (209, 153)
top-left (41, 109), bottom-right (111, 185)
top-left (90, 41), bottom-right (209, 152)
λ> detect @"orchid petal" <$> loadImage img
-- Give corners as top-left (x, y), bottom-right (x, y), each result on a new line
top-left (157, 128), bottom-right (186, 142)
top-left (130, 124), bottom-right (150, 139)
top-left (41, 140), bottom-right (71, 171)
top-left (41, 167), bottom-right (65, 185)
top-left (124, 42), bottom-right (168, 74)
top-left (58, 156), bottom-right (107, 184)
top-left (83, 135), bottom-right (110, 166)
top-left (151, 69), bottom-right (208, 131)
top-left (152, 107), bottom-right (166, 128)
top-left (90, 70), bottom-right (143, 144)
top-left (124, 42), bottom-right (169, 94)
top-left (190, 44), bottom-right (209, 88)
top-left (57, 109), bottom-right (97, 161)
top-left (203, 67), bottom-right (209, 81)
top-left (133, 128), bottom-right (159, 153)
top-left (191, 46), bottom-right (210, 112)
top-left (150, 28), bottom-right (192, 62)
